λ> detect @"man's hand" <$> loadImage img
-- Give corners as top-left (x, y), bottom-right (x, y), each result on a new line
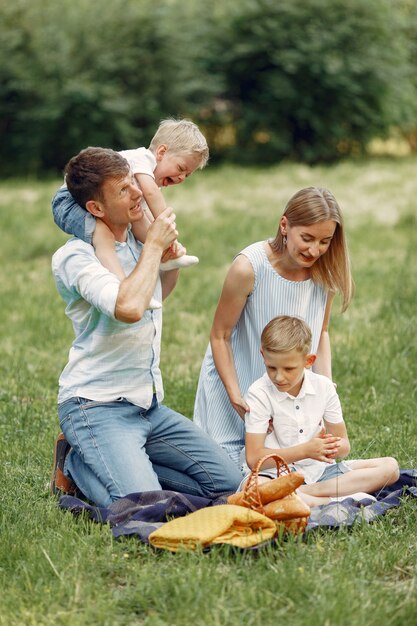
top-left (115, 207), bottom-right (178, 323)
top-left (146, 207), bottom-right (178, 253)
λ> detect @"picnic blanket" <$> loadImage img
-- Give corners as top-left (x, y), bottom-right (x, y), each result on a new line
top-left (58, 470), bottom-right (417, 546)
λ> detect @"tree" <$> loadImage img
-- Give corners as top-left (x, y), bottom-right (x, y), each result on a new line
top-left (0, 0), bottom-right (186, 174)
top-left (203, 0), bottom-right (412, 163)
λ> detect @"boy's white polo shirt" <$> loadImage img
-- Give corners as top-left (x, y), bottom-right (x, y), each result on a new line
top-left (244, 369), bottom-right (344, 484)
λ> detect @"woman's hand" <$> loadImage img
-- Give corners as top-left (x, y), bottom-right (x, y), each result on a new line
top-left (210, 256), bottom-right (255, 417)
top-left (230, 395), bottom-right (250, 420)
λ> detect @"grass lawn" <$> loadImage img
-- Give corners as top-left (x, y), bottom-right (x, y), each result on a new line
top-left (0, 156), bottom-right (416, 625)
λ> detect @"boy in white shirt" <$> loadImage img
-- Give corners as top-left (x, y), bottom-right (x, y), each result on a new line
top-left (52, 118), bottom-right (208, 309)
top-left (243, 315), bottom-right (399, 507)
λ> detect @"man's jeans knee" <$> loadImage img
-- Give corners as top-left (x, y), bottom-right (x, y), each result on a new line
top-left (144, 402), bottom-right (242, 497)
top-left (58, 396), bottom-right (242, 507)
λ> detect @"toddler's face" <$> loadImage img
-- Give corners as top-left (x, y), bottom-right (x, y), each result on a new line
top-left (154, 149), bottom-right (201, 187)
top-left (262, 348), bottom-right (312, 397)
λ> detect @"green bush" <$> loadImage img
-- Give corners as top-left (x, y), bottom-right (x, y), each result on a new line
top-left (395, 0), bottom-right (417, 150)
top-left (202, 0), bottom-right (412, 163)
top-left (0, 0), bottom-right (186, 175)
top-left (0, 0), bottom-right (416, 173)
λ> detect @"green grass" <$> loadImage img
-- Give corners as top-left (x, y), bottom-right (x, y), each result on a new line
top-left (0, 157), bottom-right (416, 625)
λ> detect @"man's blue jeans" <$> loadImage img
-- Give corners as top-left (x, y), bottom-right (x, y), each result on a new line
top-left (59, 396), bottom-right (242, 507)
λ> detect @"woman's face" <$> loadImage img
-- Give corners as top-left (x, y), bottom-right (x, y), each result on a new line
top-left (282, 217), bottom-right (337, 267)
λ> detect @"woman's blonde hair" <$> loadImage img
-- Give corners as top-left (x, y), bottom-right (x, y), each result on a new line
top-left (261, 316), bottom-right (312, 355)
top-left (269, 187), bottom-right (353, 311)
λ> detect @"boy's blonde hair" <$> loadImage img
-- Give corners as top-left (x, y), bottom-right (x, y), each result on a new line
top-left (261, 316), bottom-right (312, 356)
top-left (149, 118), bottom-right (209, 168)
top-left (269, 187), bottom-right (353, 312)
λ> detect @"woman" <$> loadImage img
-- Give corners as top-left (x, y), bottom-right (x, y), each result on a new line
top-left (193, 187), bottom-right (353, 466)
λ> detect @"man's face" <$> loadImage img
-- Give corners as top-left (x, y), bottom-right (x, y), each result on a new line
top-left (99, 172), bottom-right (143, 226)
top-left (153, 147), bottom-right (201, 187)
top-left (262, 348), bottom-right (312, 397)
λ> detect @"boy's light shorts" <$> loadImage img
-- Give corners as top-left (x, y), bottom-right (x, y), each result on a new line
top-left (316, 460), bottom-right (352, 482)
top-left (238, 458), bottom-right (353, 492)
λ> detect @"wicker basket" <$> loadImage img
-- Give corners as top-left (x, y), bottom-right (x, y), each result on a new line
top-left (242, 453), bottom-right (291, 514)
top-left (242, 453), bottom-right (309, 535)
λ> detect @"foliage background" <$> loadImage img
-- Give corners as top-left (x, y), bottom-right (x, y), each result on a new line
top-left (1, 0), bottom-right (416, 174)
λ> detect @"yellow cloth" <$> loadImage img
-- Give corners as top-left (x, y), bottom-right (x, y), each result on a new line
top-left (148, 504), bottom-right (277, 552)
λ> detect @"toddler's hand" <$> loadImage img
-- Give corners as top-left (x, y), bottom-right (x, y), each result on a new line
top-left (171, 241), bottom-right (186, 258)
top-left (148, 207), bottom-right (178, 251)
top-left (161, 241), bottom-right (186, 262)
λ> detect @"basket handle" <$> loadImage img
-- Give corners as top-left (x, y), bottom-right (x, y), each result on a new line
top-left (242, 453), bottom-right (291, 514)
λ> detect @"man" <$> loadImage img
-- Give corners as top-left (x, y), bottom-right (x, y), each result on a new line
top-left (50, 147), bottom-right (241, 507)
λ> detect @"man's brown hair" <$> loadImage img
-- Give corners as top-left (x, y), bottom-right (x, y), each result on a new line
top-left (64, 147), bottom-right (130, 208)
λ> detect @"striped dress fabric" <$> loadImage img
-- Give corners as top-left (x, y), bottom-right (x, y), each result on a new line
top-left (193, 241), bottom-right (328, 465)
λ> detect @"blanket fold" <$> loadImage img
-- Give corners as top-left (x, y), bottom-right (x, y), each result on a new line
top-left (148, 504), bottom-right (277, 551)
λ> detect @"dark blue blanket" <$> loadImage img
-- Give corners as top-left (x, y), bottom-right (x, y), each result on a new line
top-left (59, 490), bottom-right (225, 543)
top-left (58, 470), bottom-right (417, 544)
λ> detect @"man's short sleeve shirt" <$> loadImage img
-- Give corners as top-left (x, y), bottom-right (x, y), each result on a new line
top-left (52, 230), bottom-right (163, 407)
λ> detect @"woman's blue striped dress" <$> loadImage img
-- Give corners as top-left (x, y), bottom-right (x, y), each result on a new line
top-left (193, 241), bottom-right (328, 466)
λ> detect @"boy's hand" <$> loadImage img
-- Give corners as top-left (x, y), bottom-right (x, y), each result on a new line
top-left (317, 426), bottom-right (340, 460)
top-left (306, 432), bottom-right (341, 463)
top-left (322, 434), bottom-right (341, 460)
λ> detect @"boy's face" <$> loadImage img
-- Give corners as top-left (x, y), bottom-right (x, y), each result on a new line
top-left (261, 348), bottom-right (315, 397)
top-left (153, 145), bottom-right (201, 187)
